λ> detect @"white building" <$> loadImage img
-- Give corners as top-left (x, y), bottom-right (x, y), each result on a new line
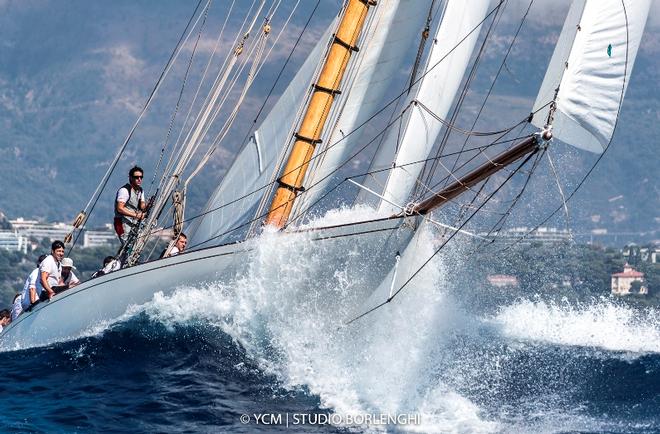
top-left (481, 226), bottom-right (572, 245)
top-left (0, 230), bottom-right (29, 253)
top-left (83, 230), bottom-right (118, 248)
top-left (9, 218), bottom-right (73, 242)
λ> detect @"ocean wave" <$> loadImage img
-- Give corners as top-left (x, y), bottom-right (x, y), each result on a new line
top-left (136, 214), bottom-right (496, 433)
top-left (490, 297), bottom-right (660, 355)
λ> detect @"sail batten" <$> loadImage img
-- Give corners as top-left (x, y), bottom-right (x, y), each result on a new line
top-left (532, 0), bottom-right (651, 153)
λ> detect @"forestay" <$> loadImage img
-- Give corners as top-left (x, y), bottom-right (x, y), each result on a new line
top-left (188, 22), bottom-right (335, 248)
top-left (532, 0), bottom-right (651, 153)
top-left (360, 0), bottom-right (494, 215)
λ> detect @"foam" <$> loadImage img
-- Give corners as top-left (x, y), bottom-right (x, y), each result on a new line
top-left (142, 209), bottom-right (496, 432)
top-left (491, 298), bottom-right (660, 355)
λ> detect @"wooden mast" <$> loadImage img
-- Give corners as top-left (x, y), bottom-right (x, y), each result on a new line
top-left (264, 0), bottom-right (376, 228)
top-left (412, 135), bottom-right (540, 215)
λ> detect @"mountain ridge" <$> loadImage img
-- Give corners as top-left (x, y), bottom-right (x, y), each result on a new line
top-left (0, 1), bottom-right (657, 242)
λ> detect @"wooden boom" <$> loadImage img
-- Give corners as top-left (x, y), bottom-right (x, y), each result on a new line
top-left (265, 0), bottom-right (376, 228)
top-left (412, 135), bottom-right (540, 215)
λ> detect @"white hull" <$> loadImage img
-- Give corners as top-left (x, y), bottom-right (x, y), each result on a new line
top-left (0, 216), bottom-right (416, 351)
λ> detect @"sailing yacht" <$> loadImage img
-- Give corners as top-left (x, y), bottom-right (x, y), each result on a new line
top-left (0, 0), bottom-right (651, 351)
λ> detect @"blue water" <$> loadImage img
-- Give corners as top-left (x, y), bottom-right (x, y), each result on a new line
top-left (0, 315), bottom-right (342, 433)
top-left (1, 223), bottom-right (658, 433)
top-left (1, 303), bottom-right (659, 433)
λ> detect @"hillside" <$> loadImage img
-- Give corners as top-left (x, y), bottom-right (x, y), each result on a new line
top-left (0, 1), bottom-right (657, 240)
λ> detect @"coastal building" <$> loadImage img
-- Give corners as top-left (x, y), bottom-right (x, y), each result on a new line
top-left (9, 218), bottom-right (73, 242)
top-left (83, 230), bottom-right (119, 248)
top-left (487, 274), bottom-right (519, 288)
top-left (0, 230), bottom-right (29, 253)
top-left (611, 263), bottom-right (647, 295)
top-left (3, 216), bottom-right (186, 250)
top-left (621, 243), bottom-right (660, 264)
top-left (480, 226), bottom-right (572, 246)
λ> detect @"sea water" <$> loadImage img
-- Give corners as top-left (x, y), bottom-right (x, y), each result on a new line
top-left (0, 209), bottom-right (658, 433)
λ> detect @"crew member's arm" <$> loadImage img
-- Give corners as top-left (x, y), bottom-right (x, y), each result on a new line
top-left (40, 271), bottom-right (55, 300)
top-left (29, 285), bottom-right (38, 304)
top-left (116, 201), bottom-right (145, 220)
top-left (69, 272), bottom-right (80, 288)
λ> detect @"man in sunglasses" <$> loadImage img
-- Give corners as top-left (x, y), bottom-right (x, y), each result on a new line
top-left (114, 165), bottom-right (148, 248)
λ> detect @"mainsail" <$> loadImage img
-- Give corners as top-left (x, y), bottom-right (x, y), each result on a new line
top-left (292, 0), bottom-right (431, 218)
top-left (360, 0), bottom-right (494, 215)
top-left (531, 0), bottom-right (651, 153)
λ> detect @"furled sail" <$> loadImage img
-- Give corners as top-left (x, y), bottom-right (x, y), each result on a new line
top-left (188, 22), bottom-right (335, 248)
top-left (362, 0), bottom-right (494, 215)
top-left (531, 0), bottom-right (651, 153)
top-left (292, 0), bottom-right (431, 217)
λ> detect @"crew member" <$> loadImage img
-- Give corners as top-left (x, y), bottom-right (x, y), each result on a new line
top-left (161, 233), bottom-right (187, 258)
top-left (21, 254), bottom-right (48, 310)
top-left (114, 166), bottom-right (147, 248)
top-left (59, 258), bottom-right (80, 289)
top-left (38, 240), bottom-right (65, 301)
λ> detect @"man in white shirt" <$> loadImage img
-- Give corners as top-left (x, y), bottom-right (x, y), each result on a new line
top-left (38, 240), bottom-right (65, 301)
top-left (21, 254), bottom-right (48, 310)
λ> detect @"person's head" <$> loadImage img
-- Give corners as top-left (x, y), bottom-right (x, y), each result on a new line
top-left (103, 256), bottom-right (115, 266)
top-left (51, 240), bottom-right (65, 261)
top-left (175, 233), bottom-right (187, 252)
top-left (61, 258), bottom-right (75, 276)
top-left (129, 166), bottom-right (144, 189)
top-left (13, 293), bottom-right (21, 303)
top-left (36, 254), bottom-right (48, 266)
top-left (0, 309), bottom-right (10, 326)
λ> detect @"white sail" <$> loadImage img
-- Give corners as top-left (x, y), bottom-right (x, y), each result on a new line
top-left (532, 0), bottom-right (651, 153)
top-left (365, 0), bottom-right (493, 215)
top-left (188, 23), bottom-right (335, 248)
top-left (293, 0), bottom-right (431, 217)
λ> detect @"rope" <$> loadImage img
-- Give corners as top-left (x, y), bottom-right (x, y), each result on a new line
top-left (419, 0), bottom-right (506, 192)
top-left (545, 149), bottom-right (572, 240)
top-left (344, 149), bottom-right (538, 326)
top-left (67, 0), bottom-right (208, 255)
top-left (414, 100), bottom-right (523, 137)
top-left (129, 1), bottom-right (269, 264)
top-left (236, 0), bottom-right (322, 153)
top-left (148, 0), bottom-right (211, 200)
top-left (497, 0), bottom-right (632, 253)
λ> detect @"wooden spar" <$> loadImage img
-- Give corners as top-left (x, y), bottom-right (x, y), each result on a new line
top-left (412, 135), bottom-right (540, 215)
top-left (264, 0), bottom-right (376, 228)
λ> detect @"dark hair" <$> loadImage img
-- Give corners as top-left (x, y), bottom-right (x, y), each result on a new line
top-left (37, 254), bottom-right (48, 266)
top-left (0, 309), bottom-right (10, 320)
top-left (13, 293), bottom-right (21, 303)
top-left (51, 240), bottom-right (65, 251)
top-left (103, 256), bottom-right (115, 266)
top-left (129, 166), bottom-right (144, 177)
top-left (176, 233), bottom-right (187, 240)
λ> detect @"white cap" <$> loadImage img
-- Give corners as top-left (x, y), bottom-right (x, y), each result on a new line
top-left (61, 258), bottom-right (76, 269)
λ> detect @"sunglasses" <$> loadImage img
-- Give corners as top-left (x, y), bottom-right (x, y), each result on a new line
top-left (132, 175), bottom-right (143, 179)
